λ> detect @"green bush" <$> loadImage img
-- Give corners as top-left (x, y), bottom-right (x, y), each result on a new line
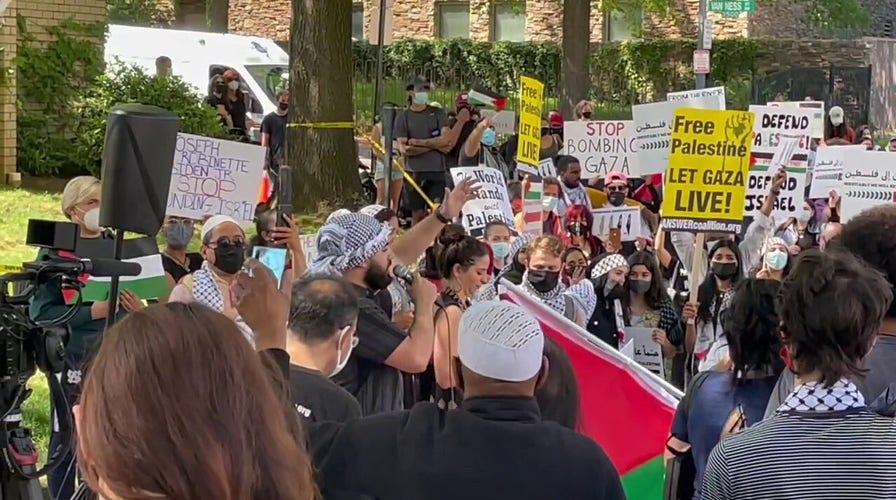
top-left (75, 64), bottom-right (227, 176)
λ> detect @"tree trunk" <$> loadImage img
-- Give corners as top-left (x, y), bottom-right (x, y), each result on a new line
top-left (288, 0), bottom-right (359, 212)
top-left (204, 0), bottom-right (229, 32)
top-left (560, 0), bottom-right (591, 118)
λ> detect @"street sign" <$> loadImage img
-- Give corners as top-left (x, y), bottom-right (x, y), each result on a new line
top-left (708, 0), bottom-right (755, 15)
top-left (693, 50), bottom-right (710, 75)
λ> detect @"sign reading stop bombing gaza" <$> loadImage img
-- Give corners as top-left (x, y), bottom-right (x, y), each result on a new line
top-left (661, 108), bottom-right (754, 234)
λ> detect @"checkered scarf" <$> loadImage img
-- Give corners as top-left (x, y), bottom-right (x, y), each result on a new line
top-left (520, 272), bottom-right (596, 320)
top-left (591, 253), bottom-right (629, 342)
top-left (308, 213), bottom-right (393, 275)
top-left (192, 261), bottom-right (224, 312)
top-left (777, 379), bottom-right (865, 413)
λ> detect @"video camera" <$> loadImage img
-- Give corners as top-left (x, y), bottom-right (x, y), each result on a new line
top-left (0, 219), bottom-right (140, 498)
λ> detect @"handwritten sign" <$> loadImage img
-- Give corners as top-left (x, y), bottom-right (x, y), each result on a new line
top-left (808, 145), bottom-right (865, 199)
top-left (518, 157), bottom-right (556, 178)
top-left (624, 326), bottom-right (665, 378)
top-left (563, 121), bottom-right (638, 180)
top-left (450, 166), bottom-right (515, 236)
top-left (480, 109), bottom-right (517, 135)
top-left (592, 206), bottom-right (642, 242)
top-left (167, 133), bottom-right (265, 225)
top-left (747, 105), bottom-right (813, 221)
top-left (516, 76), bottom-right (544, 167)
top-left (767, 101), bottom-right (825, 139)
top-left (632, 95), bottom-right (722, 175)
top-left (840, 149), bottom-right (896, 222)
top-left (667, 87), bottom-right (726, 110)
top-left (661, 108), bottom-right (753, 234)
top-left (299, 233), bottom-right (318, 265)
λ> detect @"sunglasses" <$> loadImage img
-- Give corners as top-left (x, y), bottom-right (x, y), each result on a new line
top-left (210, 236), bottom-right (245, 248)
top-left (606, 185), bottom-right (627, 192)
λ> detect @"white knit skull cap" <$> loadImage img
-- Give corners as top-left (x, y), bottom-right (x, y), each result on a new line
top-left (458, 301), bottom-right (544, 382)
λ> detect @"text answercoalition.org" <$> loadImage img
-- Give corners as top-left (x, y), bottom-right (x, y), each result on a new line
top-left (663, 219), bottom-right (741, 233)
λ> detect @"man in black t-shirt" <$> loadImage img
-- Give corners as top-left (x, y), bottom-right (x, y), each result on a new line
top-left (261, 89), bottom-right (289, 194)
top-left (286, 274), bottom-right (362, 423)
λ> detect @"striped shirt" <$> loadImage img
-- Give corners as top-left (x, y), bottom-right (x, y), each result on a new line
top-left (703, 384), bottom-right (896, 499)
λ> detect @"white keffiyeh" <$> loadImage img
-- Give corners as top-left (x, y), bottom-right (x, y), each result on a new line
top-left (777, 379), bottom-right (865, 413)
top-left (591, 253), bottom-right (630, 342)
top-left (192, 261), bottom-right (224, 311)
top-left (521, 271), bottom-right (596, 321)
top-left (308, 213), bottom-right (393, 275)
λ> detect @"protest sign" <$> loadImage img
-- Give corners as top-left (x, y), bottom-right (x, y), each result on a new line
top-left (747, 105), bottom-right (813, 221)
top-left (516, 76), bottom-right (544, 167)
top-left (667, 87), bottom-right (726, 110)
top-left (167, 133), bottom-right (265, 225)
top-left (661, 108), bottom-right (754, 233)
top-left (299, 233), bottom-right (318, 265)
top-left (632, 95), bottom-right (722, 175)
top-left (450, 166), bottom-right (515, 236)
top-left (479, 109), bottom-right (517, 135)
top-left (840, 149), bottom-right (896, 223)
top-left (623, 327), bottom-right (665, 378)
top-left (518, 157), bottom-right (556, 178)
top-left (767, 101), bottom-right (825, 139)
top-left (522, 179), bottom-right (543, 237)
top-left (807, 145), bottom-right (865, 199)
top-left (592, 206), bottom-right (642, 242)
top-left (563, 121), bottom-right (638, 180)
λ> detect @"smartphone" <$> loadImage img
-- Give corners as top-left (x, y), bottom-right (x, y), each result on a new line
top-left (277, 165), bottom-right (293, 228)
top-left (252, 246), bottom-right (288, 287)
top-left (609, 227), bottom-right (622, 250)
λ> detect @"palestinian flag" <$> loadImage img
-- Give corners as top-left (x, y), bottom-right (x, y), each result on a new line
top-left (468, 87), bottom-right (508, 111)
top-left (503, 283), bottom-right (680, 500)
top-left (63, 236), bottom-right (168, 303)
top-left (521, 179), bottom-right (543, 237)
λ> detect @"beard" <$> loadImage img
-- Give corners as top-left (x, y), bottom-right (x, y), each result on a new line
top-left (363, 260), bottom-right (393, 291)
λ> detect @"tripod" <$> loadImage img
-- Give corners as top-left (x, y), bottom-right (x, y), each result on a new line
top-left (0, 411), bottom-right (44, 500)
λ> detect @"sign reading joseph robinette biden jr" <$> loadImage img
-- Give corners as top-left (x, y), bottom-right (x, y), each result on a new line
top-left (661, 108), bottom-right (754, 234)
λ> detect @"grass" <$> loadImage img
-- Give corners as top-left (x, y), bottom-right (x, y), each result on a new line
top-left (0, 184), bottom-right (327, 472)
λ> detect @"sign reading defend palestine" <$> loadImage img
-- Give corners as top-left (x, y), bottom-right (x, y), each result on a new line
top-left (661, 108), bottom-right (754, 234)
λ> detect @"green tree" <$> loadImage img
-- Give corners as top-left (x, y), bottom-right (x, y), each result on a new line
top-left (288, 0), bottom-right (360, 211)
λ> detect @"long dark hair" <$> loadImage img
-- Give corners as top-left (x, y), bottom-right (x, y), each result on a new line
top-left (697, 239), bottom-right (743, 324)
top-left (626, 251), bottom-right (667, 310)
top-left (421, 223), bottom-right (466, 280)
top-left (723, 279), bottom-right (784, 382)
top-left (535, 337), bottom-right (581, 431)
top-left (435, 229), bottom-right (489, 280)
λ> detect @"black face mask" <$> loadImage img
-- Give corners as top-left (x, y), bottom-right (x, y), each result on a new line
top-left (214, 83), bottom-right (226, 93)
top-left (527, 270), bottom-right (560, 293)
top-left (608, 191), bottom-right (626, 207)
top-left (710, 261), bottom-right (739, 280)
top-left (582, 112), bottom-right (593, 120)
top-left (629, 279), bottom-right (651, 295)
top-left (278, 102), bottom-right (289, 111)
top-left (214, 245), bottom-right (245, 274)
top-left (567, 221), bottom-right (588, 237)
top-left (603, 280), bottom-right (626, 300)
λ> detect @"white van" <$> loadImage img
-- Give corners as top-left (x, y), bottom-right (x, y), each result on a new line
top-left (104, 24), bottom-right (289, 142)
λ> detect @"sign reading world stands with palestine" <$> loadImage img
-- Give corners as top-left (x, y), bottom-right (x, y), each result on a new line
top-left (661, 108), bottom-right (754, 234)
top-left (516, 76), bottom-right (544, 167)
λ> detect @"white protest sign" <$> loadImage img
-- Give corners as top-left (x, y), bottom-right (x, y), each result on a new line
top-left (632, 95), bottom-right (722, 174)
top-left (745, 106), bottom-right (813, 221)
top-left (667, 86), bottom-right (726, 110)
top-left (299, 233), bottom-right (318, 265)
top-left (840, 149), bottom-right (896, 223)
top-left (592, 206), bottom-right (642, 242)
top-left (767, 101), bottom-right (825, 139)
top-left (807, 145), bottom-right (865, 199)
top-left (449, 166), bottom-right (514, 236)
top-left (620, 339), bottom-right (634, 359)
top-left (518, 157), bottom-right (556, 178)
top-left (563, 121), bottom-right (638, 180)
top-left (479, 109), bottom-right (517, 135)
top-left (624, 326), bottom-right (665, 378)
top-left (166, 133), bottom-right (266, 225)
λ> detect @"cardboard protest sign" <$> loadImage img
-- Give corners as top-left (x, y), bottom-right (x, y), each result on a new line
top-left (516, 76), bottom-right (544, 167)
top-left (563, 121), bottom-right (638, 180)
top-left (167, 133), bottom-right (265, 225)
top-left (450, 166), bottom-right (515, 236)
top-left (623, 327), bottom-right (665, 378)
top-left (592, 206), bottom-right (642, 242)
top-left (518, 157), bottom-right (556, 178)
top-left (746, 105), bottom-right (813, 221)
top-left (667, 87), bottom-right (726, 110)
top-left (661, 108), bottom-right (753, 233)
top-left (632, 95), bottom-right (722, 175)
top-left (479, 109), bottom-right (517, 135)
top-left (767, 101), bottom-right (825, 139)
top-left (807, 145), bottom-right (865, 199)
top-left (840, 149), bottom-right (896, 222)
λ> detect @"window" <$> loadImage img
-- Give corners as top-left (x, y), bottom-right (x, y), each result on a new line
top-left (352, 3), bottom-right (364, 41)
top-left (606, 9), bottom-right (642, 41)
top-left (492, 2), bottom-right (526, 41)
top-left (436, 2), bottom-right (471, 39)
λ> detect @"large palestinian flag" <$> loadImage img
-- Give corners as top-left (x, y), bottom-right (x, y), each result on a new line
top-left (503, 282), bottom-right (681, 500)
top-left (62, 235), bottom-right (167, 303)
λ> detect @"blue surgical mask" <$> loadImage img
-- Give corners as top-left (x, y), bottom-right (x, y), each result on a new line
top-left (481, 128), bottom-right (496, 147)
top-left (765, 249), bottom-right (788, 271)
top-left (543, 196), bottom-right (558, 212)
top-left (491, 241), bottom-right (511, 259)
top-left (166, 222), bottom-right (194, 249)
top-left (797, 208), bottom-right (813, 223)
top-left (413, 92), bottom-right (430, 104)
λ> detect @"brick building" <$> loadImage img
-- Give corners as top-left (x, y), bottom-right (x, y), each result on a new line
top-left (0, 0), bottom-right (107, 184)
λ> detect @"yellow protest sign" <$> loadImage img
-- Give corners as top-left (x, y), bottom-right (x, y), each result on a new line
top-left (516, 76), bottom-right (544, 167)
top-left (661, 108), bottom-right (754, 233)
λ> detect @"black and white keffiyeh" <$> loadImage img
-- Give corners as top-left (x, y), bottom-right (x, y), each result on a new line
top-left (591, 253), bottom-right (629, 281)
top-left (777, 379), bottom-right (865, 413)
top-left (308, 213), bottom-right (393, 275)
top-left (520, 272), bottom-right (596, 320)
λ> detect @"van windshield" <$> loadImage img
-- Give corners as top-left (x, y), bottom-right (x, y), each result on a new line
top-left (244, 64), bottom-right (288, 103)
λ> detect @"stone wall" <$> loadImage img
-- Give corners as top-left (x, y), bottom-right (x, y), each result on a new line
top-left (642, 0), bottom-right (747, 39)
top-left (753, 39), bottom-right (870, 72)
top-left (229, 0), bottom-right (290, 40)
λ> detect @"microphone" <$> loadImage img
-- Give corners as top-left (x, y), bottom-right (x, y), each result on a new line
top-left (392, 264), bottom-right (415, 286)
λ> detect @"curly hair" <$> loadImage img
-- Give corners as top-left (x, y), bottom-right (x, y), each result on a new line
top-left (723, 279), bottom-right (784, 381)
top-left (834, 204), bottom-right (896, 318)
top-left (435, 228), bottom-right (489, 279)
top-left (777, 249), bottom-right (892, 385)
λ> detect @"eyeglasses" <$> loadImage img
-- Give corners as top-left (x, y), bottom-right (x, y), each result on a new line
top-left (209, 236), bottom-right (245, 248)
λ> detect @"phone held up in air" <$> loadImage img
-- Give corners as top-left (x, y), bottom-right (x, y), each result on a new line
top-left (609, 227), bottom-right (622, 251)
top-left (277, 164), bottom-right (293, 228)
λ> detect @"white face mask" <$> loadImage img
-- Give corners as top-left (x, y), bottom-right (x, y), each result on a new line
top-left (82, 207), bottom-right (102, 233)
top-left (330, 326), bottom-right (357, 378)
top-left (228, 80), bottom-right (240, 91)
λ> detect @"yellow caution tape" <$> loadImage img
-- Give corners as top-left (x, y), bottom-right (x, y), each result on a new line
top-left (358, 132), bottom-right (437, 210)
top-left (287, 122), bottom-right (356, 129)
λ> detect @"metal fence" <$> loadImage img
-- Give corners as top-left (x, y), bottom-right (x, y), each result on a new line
top-left (750, 65), bottom-right (872, 127)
